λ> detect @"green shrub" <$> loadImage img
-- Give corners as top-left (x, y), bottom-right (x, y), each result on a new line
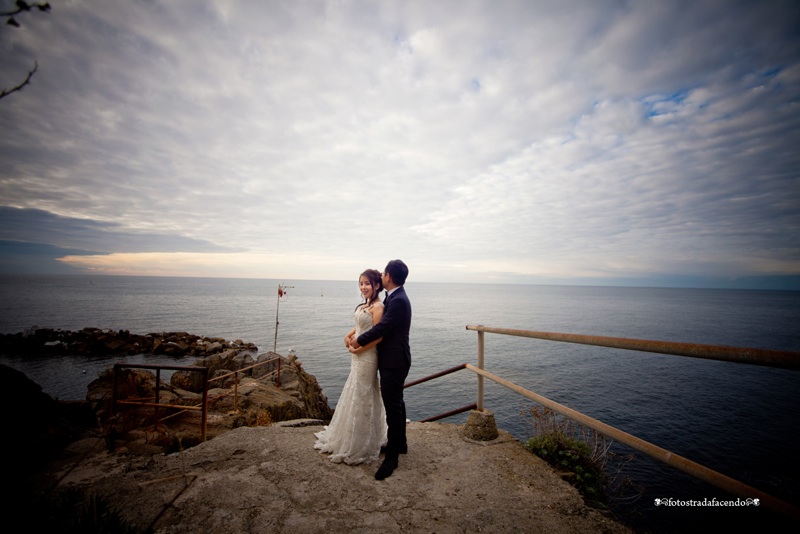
top-left (523, 405), bottom-right (623, 507)
top-left (525, 431), bottom-right (608, 506)
top-left (522, 405), bottom-right (643, 510)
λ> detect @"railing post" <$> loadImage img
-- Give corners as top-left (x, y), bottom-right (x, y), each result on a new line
top-left (111, 364), bottom-right (119, 418)
top-left (233, 371), bottom-right (239, 413)
top-left (201, 368), bottom-right (208, 442)
top-left (154, 368), bottom-right (161, 430)
top-left (477, 330), bottom-right (484, 411)
top-left (110, 364), bottom-right (119, 451)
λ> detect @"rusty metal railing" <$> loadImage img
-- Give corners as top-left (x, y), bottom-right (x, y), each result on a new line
top-left (207, 356), bottom-right (282, 412)
top-left (467, 325), bottom-right (800, 371)
top-left (111, 355), bottom-right (283, 447)
top-left (111, 363), bottom-right (209, 449)
top-left (403, 364), bottom-right (477, 422)
top-left (458, 325), bottom-right (800, 518)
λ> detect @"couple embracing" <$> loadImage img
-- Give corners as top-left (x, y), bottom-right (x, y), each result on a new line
top-left (314, 259), bottom-right (411, 480)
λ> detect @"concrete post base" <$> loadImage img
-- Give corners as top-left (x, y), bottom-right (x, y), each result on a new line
top-left (462, 409), bottom-right (499, 441)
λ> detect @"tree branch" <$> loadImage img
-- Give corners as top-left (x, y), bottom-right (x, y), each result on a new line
top-left (1, 2), bottom-right (52, 18)
top-left (0, 2), bottom-right (51, 100)
top-left (0, 61), bottom-right (38, 100)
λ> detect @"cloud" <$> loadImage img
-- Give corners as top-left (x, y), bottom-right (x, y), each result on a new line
top-left (0, 0), bottom-right (798, 287)
top-left (0, 240), bottom-right (85, 274)
top-left (0, 207), bottom-right (244, 253)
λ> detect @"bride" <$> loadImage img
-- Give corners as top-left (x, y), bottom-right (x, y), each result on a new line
top-left (314, 269), bottom-right (388, 464)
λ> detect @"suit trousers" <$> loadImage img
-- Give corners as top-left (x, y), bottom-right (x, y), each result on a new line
top-left (379, 365), bottom-right (409, 456)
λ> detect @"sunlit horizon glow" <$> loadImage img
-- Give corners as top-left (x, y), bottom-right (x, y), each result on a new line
top-left (1, 1), bottom-right (798, 290)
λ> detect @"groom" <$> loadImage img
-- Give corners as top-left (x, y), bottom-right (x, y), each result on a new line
top-left (350, 259), bottom-right (412, 480)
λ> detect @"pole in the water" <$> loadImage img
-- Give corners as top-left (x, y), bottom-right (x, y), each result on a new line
top-left (274, 284), bottom-right (293, 353)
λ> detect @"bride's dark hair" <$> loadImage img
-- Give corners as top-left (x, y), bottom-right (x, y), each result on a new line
top-left (358, 268), bottom-right (383, 308)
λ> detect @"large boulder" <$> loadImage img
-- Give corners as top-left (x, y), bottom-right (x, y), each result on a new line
top-left (170, 368), bottom-right (207, 393)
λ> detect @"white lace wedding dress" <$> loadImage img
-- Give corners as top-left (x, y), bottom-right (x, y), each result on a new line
top-left (314, 304), bottom-right (387, 464)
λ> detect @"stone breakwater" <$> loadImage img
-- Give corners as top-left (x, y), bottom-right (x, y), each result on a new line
top-left (0, 327), bottom-right (257, 358)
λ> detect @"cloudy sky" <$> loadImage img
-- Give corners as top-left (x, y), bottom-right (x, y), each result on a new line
top-left (1, 0), bottom-right (799, 288)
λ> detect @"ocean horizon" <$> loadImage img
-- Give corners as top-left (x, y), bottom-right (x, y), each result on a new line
top-left (1, 274), bottom-right (798, 531)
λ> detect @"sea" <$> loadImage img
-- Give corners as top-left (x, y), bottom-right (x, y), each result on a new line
top-left (1, 274), bottom-right (798, 531)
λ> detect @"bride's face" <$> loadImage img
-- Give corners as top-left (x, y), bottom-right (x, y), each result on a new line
top-left (359, 275), bottom-right (375, 299)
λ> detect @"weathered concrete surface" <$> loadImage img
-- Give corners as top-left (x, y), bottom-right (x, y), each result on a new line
top-left (51, 421), bottom-right (630, 533)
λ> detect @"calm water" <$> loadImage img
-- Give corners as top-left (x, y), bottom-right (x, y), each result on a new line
top-left (1, 274), bottom-right (798, 531)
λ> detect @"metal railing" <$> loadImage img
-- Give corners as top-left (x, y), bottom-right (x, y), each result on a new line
top-left (111, 363), bottom-right (209, 448)
top-left (206, 355), bottom-right (282, 412)
top-left (405, 325), bottom-right (799, 518)
top-left (110, 355), bottom-right (282, 447)
top-left (403, 364), bottom-right (477, 422)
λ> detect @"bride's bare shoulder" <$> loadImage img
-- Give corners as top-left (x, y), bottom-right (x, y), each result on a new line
top-left (370, 301), bottom-right (385, 318)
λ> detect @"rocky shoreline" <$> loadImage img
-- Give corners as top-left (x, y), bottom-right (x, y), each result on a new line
top-left (0, 326), bottom-right (258, 358)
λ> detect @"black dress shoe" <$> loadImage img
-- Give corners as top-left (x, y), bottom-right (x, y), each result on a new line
top-left (375, 457), bottom-right (398, 480)
top-left (380, 444), bottom-right (408, 455)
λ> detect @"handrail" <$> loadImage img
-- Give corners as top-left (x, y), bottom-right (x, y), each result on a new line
top-left (465, 325), bottom-right (800, 370)
top-left (454, 325), bottom-right (800, 518)
top-left (110, 356), bottom-right (282, 446)
top-left (209, 355), bottom-right (282, 385)
top-left (111, 363), bottom-right (209, 450)
top-left (404, 363), bottom-right (468, 388)
top-left (403, 364), bottom-right (477, 422)
top-left (208, 356), bottom-right (282, 412)
top-left (419, 403), bottom-right (477, 423)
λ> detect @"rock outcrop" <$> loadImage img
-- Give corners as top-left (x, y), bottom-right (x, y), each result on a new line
top-left (0, 327), bottom-right (257, 358)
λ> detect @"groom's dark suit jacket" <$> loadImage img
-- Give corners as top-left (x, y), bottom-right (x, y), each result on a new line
top-left (357, 285), bottom-right (412, 370)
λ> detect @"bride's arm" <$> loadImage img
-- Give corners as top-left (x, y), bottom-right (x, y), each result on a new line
top-left (344, 326), bottom-right (356, 348)
top-left (350, 337), bottom-right (382, 354)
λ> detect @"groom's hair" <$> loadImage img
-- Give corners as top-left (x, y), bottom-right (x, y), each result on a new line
top-left (385, 259), bottom-right (408, 286)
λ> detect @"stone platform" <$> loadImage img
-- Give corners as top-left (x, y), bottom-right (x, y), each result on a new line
top-left (47, 421), bottom-right (630, 533)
